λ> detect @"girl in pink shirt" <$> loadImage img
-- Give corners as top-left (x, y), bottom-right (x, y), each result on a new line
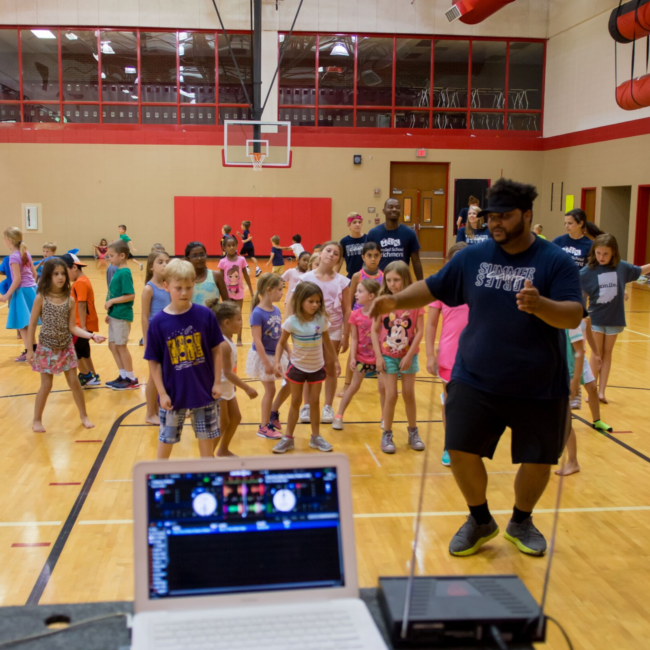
top-left (218, 236), bottom-right (253, 345)
top-left (425, 242), bottom-right (468, 466)
top-left (333, 278), bottom-right (382, 430)
top-left (281, 251), bottom-right (310, 307)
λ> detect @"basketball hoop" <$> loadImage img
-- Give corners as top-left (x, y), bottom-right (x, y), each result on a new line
top-left (249, 151), bottom-right (266, 171)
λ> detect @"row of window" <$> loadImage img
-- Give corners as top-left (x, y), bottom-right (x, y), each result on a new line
top-left (0, 28), bottom-right (544, 130)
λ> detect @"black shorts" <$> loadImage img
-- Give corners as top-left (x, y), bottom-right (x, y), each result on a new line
top-left (355, 362), bottom-right (376, 374)
top-left (128, 252), bottom-right (135, 260)
top-left (240, 245), bottom-right (255, 258)
top-left (285, 364), bottom-right (326, 385)
top-left (445, 380), bottom-right (571, 465)
top-left (73, 334), bottom-right (92, 359)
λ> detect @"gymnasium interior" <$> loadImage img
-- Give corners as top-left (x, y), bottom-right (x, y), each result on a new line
top-left (1, 1), bottom-right (650, 649)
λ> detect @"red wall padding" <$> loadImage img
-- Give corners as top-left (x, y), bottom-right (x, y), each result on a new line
top-left (174, 197), bottom-right (332, 257)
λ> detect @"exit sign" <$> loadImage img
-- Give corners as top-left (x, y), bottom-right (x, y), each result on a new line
top-left (416, 148), bottom-right (427, 158)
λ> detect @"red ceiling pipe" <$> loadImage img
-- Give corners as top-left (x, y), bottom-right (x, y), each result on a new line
top-left (616, 74), bottom-right (650, 109)
top-left (609, 0), bottom-right (650, 43)
top-left (445, 0), bottom-right (517, 25)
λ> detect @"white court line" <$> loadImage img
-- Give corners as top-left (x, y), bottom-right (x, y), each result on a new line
top-left (0, 303), bottom-right (7, 309)
top-left (104, 479), bottom-right (132, 482)
top-left (354, 506), bottom-right (650, 519)
top-left (616, 340), bottom-right (650, 343)
top-left (388, 471), bottom-right (517, 477)
top-left (624, 328), bottom-right (650, 338)
top-left (76, 505), bottom-right (650, 526)
top-left (0, 521), bottom-right (61, 527)
top-left (364, 443), bottom-right (382, 468)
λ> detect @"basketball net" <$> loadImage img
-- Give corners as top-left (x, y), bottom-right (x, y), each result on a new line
top-left (249, 151), bottom-right (266, 171)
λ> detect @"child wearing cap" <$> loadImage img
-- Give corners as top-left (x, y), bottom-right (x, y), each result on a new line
top-left (339, 212), bottom-right (367, 279)
top-left (63, 254), bottom-right (102, 387)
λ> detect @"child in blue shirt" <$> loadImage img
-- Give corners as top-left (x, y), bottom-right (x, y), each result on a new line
top-left (266, 235), bottom-right (285, 275)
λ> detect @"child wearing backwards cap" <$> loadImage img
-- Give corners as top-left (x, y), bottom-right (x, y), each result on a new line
top-left (339, 212), bottom-right (367, 279)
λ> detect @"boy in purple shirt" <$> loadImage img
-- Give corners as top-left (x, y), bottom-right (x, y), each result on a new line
top-left (145, 259), bottom-right (224, 459)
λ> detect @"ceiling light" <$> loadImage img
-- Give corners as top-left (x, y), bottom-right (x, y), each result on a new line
top-left (330, 42), bottom-right (349, 56)
top-left (179, 32), bottom-right (188, 40)
top-left (31, 30), bottom-right (56, 39)
top-left (125, 67), bottom-right (136, 74)
top-left (101, 42), bottom-right (115, 55)
top-left (65, 33), bottom-right (78, 41)
top-left (101, 72), bottom-right (106, 79)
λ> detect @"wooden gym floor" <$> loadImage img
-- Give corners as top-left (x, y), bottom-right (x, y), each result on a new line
top-left (0, 258), bottom-right (649, 650)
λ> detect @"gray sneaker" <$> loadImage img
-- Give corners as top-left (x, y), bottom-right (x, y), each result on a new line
top-left (299, 405), bottom-right (310, 423)
top-left (381, 431), bottom-right (396, 454)
top-left (272, 436), bottom-right (295, 454)
top-left (408, 428), bottom-right (425, 451)
top-left (449, 515), bottom-right (499, 557)
top-left (321, 405), bottom-right (335, 423)
top-left (570, 396), bottom-right (581, 410)
top-left (504, 517), bottom-right (547, 556)
top-left (309, 435), bottom-right (333, 452)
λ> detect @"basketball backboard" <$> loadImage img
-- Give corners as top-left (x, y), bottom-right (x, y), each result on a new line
top-left (223, 120), bottom-right (292, 169)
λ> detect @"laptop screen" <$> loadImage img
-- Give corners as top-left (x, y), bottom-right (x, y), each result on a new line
top-left (146, 467), bottom-right (345, 599)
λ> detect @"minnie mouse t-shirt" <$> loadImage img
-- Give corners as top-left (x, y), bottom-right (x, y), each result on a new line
top-left (379, 308), bottom-right (424, 359)
top-left (218, 256), bottom-right (248, 300)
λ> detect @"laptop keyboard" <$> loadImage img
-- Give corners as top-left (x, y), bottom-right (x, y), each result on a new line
top-left (151, 609), bottom-right (366, 649)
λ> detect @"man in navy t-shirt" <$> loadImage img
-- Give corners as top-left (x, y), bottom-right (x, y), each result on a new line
top-left (371, 179), bottom-right (583, 558)
top-left (367, 198), bottom-right (423, 280)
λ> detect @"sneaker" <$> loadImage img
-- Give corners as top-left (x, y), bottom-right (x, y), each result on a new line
top-left (269, 412), bottom-right (282, 431)
top-left (86, 374), bottom-right (102, 387)
top-left (14, 351), bottom-right (27, 362)
top-left (272, 436), bottom-right (295, 454)
top-left (332, 416), bottom-right (344, 431)
top-left (449, 515), bottom-right (499, 557)
top-left (105, 376), bottom-right (123, 388)
top-left (381, 431), bottom-right (396, 454)
top-left (380, 419), bottom-right (384, 430)
top-left (112, 377), bottom-right (140, 391)
top-left (504, 517), bottom-right (547, 556)
top-left (299, 405), bottom-right (310, 423)
top-left (408, 428), bottom-right (425, 451)
top-left (593, 419), bottom-right (613, 433)
top-left (255, 267), bottom-right (261, 277)
top-left (78, 373), bottom-right (91, 387)
top-left (441, 450), bottom-right (451, 467)
top-left (139, 263), bottom-right (144, 271)
top-left (257, 425), bottom-right (282, 440)
top-left (321, 405), bottom-right (335, 423)
top-left (139, 337), bottom-right (144, 346)
top-left (570, 396), bottom-right (581, 410)
top-left (310, 435), bottom-right (333, 452)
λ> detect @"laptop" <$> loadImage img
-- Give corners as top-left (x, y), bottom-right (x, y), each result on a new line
top-left (132, 454), bottom-right (388, 650)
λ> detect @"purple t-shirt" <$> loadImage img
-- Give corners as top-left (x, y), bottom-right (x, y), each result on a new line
top-left (250, 305), bottom-right (282, 355)
top-left (144, 304), bottom-right (224, 409)
top-left (9, 251), bottom-right (36, 288)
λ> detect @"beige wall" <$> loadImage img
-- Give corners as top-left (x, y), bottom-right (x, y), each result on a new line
top-left (0, 0), bottom-right (549, 38)
top-left (0, 143), bottom-right (542, 256)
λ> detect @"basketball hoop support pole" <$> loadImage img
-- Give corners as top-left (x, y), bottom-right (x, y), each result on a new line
top-left (252, 0), bottom-right (262, 152)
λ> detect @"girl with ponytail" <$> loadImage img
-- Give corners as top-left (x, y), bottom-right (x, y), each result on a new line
top-left (1, 227), bottom-right (38, 361)
top-left (245, 272), bottom-right (291, 439)
top-left (553, 209), bottom-right (604, 269)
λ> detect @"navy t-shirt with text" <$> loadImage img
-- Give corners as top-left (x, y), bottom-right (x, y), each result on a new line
top-left (552, 234), bottom-right (592, 268)
top-left (144, 304), bottom-right (224, 410)
top-left (425, 237), bottom-right (582, 399)
top-left (367, 224), bottom-right (420, 271)
top-left (340, 234), bottom-right (367, 278)
top-left (456, 225), bottom-right (491, 245)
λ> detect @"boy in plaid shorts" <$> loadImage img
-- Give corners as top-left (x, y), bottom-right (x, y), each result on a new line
top-left (145, 259), bottom-right (224, 459)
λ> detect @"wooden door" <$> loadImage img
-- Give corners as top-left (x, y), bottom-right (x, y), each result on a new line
top-left (581, 188), bottom-right (596, 222)
top-left (418, 189), bottom-right (445, 252)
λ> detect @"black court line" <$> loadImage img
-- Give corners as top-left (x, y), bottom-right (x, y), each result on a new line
top-left (572, 413), bottom-right (650, 464)
top-left (0, 389), bottom-right (70, 399)
top-left (26, 402), bottom-right (146, 605)
top-left (120, 418), bottom-right (444, 428)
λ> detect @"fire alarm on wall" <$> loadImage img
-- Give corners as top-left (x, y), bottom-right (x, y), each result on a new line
top-left (416, 148), bottom-right (427, 158)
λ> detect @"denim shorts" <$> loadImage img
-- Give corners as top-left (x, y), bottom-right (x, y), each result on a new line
top-left (382, 353), bottom-right (419, 375)
top-left (158, 400), bottom-right (221, 444)
top-left (591, 324), bottom-right (625, 335)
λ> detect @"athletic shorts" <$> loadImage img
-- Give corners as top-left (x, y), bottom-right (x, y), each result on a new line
top-left (158, 400), bottom-right (221, 444)
top-left (108, 316), bottom-right (131, 345)
top-left (272, 266), bottom-right (285, 275)
top-left (73, 333), bottom-right (93, 360)
top-left (445, 380), bottom-right (571, 465)
top-left (355, 362), bottom-right (376, 374)
top-left (438, 365), bottom-right (452, 383)
top-left (285, 364), bottom-right (326, 384)
top-left (581, 361), bottom-right (595, 385)
top-left (591, 324), bottom-right (625, 335)
top-left (382, 353), bottom-right (419, 375)
top-left (241, 246), bottom-right (255, 258)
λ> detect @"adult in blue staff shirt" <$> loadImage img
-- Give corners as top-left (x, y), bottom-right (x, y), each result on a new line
top-left (367, 198), bottom-right (424, 281)
top-left (552, 208), bottom-right (603, 268)
top-left (371, 179), bottom-right (583, 558)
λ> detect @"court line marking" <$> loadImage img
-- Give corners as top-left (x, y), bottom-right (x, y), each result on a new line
top-left (388, 471), bottom-right (518, 476)
top-left (104, 479), bottom-right (132, 483)
top-left (75, 505), bottom-right (650, 526)
top-left (0, 522), bottom-right (62, 527)
top-left (572, 413), bottom-right (650, 463)
top-left (617, 340), bottom-right (650, 343)
top-left (624, 328), bottom-right (650, 338)
top-left (119, 419), bottom-right (444, 428)
top-left (26, 401), bottom-right (146, 606)
top-left (364, 443), bottom-right (382, 468)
